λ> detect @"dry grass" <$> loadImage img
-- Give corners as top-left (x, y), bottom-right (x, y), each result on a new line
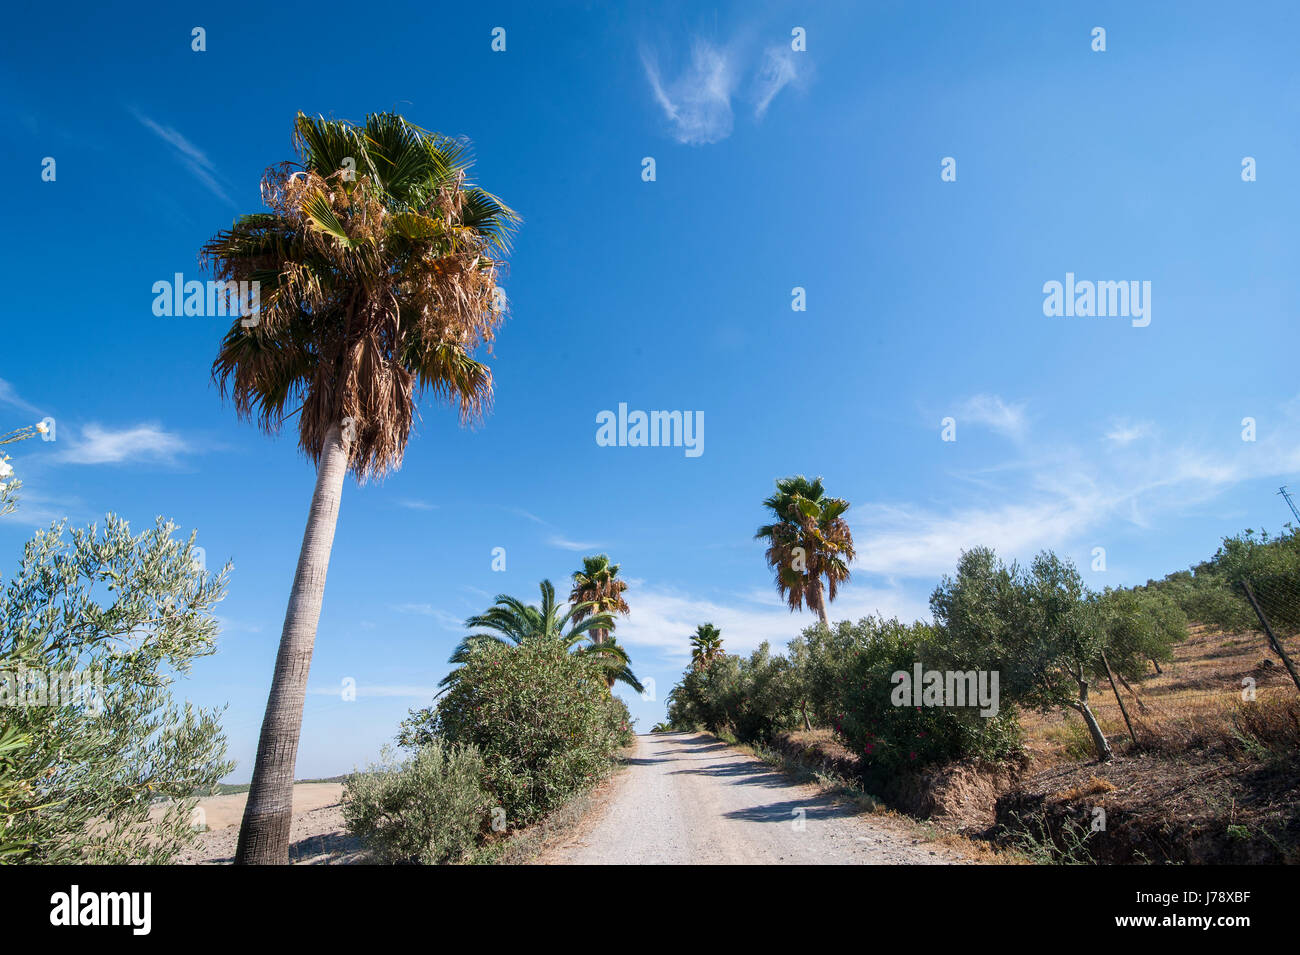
top-left (1055, 776), bottom-right (1116, 802)
top-left (999, 625), bottom-right (1300, 863)
top-left (1020, 624), bottom-right (1299, 764)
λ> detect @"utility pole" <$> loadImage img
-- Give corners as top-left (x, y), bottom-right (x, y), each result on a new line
top-left (1278, 486), bottom-right (1300, 525)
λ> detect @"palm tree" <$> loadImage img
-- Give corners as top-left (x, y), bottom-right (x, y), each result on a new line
top-left (445, 580), bottom-right (644, 693)
top-left (569, 554), bottom-right (630, 647)
top-left (202, 111), bottom-right (518, 865)
top-left (755, 475), bottom-right (856, 628)
top-left (689, 623), bottom-right (724, 669)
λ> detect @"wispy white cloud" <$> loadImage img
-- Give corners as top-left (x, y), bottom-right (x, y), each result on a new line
top-left (953, 394), bottom-right (1028, 440)
top-left (0, 489), bottom-right (86, 527)
top-left (58, 423), bottom-right (190, 465)
top-left (641, 39), bottom-right (737, 145)
top-left (854, 401), bottom-right (1300, 579)
top-left (0, 379), bottom-right (42, 418)
top-left (509, 507), bottom-right (549, 525)
top-left (641, 32), bottom-right (806, 144)
top-left (548, 535), bottom-right (604, 552)
top-left (614, 582), bottom-right (925, 661)
top-left (849, 498), bottom-right (1102, 578)
top-left (753, 45), bottom-right (798, 118)
top-left (392, 603), bottom-right (464, 631)
top-left (1105, 419), bottom-right (1153, 446)
top-left (132, 109), bottom-right (235, 205)
top-left (397, 498), bottom-right (438, 511)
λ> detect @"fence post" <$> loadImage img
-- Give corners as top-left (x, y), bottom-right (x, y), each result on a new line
top-left (1240, 579), bottom-right (1300, 693)
top-left (1100, 650), bottom-right (1138, 746)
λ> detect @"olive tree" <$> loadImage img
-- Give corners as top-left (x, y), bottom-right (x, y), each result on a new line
top-left (932, 548), bottom-right (1114, 762)
top-left (0, 514), bottom-right (234, 863)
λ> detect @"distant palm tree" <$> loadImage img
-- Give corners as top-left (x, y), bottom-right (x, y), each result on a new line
top-left (446, 580), bottom-right (644, 693)
top-left (690, 623), bottom-right (724, 669)
top-left (201, 111), bottom-right (518, 865)
top-left (755, 475), bottom-right (856, 628)
top-left (569, 554), bottom-right (630, 647)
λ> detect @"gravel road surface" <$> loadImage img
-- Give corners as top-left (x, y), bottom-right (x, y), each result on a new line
top-left (541, 732), bottom-right (972, 865)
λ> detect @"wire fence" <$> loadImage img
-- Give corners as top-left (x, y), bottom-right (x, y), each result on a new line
top-left (1238, 574), bottom-right (1300, 692)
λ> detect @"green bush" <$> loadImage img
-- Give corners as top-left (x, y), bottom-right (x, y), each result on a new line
top-left (786, 622), bottom-right (865, 727)
top-left (667, 617), bottom-right (1021, 771)
top-left (407, 638), bottom-right (629, 827)
top-left (666, 643), bottom-right (799, 743)
top-left (343, 742), bottom-right (491, 864)
top-left (836, 616), bottom-right (1022, 779)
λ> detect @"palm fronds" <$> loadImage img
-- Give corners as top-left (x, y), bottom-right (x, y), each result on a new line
top-left (202, 111), bottom-right (520, 481)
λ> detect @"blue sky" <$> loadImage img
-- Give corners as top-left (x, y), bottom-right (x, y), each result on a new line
top-left (3, 1), bottom-right (1300, 780)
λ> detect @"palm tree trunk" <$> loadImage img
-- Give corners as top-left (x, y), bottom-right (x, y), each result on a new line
top-left (812, 579), bottom-right (830, 628)
top-left (235, 423), bottom-right (348, 865)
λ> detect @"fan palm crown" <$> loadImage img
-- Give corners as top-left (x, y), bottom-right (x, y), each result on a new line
top-left (755, 475), bottom-right (856, 628)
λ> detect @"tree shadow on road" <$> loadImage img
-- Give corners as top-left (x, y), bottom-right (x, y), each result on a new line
top-left (722, 797), bottom-right (853, 825)
top-left (669, 758), bottom-right (799, 790)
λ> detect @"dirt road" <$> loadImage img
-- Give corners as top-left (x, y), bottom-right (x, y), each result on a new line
top-left (541, 732), bottom-right (972, 865)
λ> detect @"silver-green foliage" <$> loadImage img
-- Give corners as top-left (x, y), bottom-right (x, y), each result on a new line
top-left (342, 742), bottom-right (491, 864)
top-left (0, 514), bottom-right (234, 863)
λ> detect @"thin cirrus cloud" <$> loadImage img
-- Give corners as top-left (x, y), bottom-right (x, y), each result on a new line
top-left (753, 45), bottom-right (799, 118)
top-left (501, 507), bottom-right (604, 553)
top-left (1105, 419), bottom-right (1153, 445)
top-left (548, 535), bottom-right (605, 552)
top-left (396, 498), bottom-right (438, 511)
top-left (0, 378), bottom-right (43, 418)
top-left (392, 602), bottom-right (465, 632)
top-left (613, 581), bottom-right (926, 661)
top-left (58, 423), bottom-right (191, 466)
top-left (131, 109), bottom-right (235, 205)
top-left (953, 393), bottom-right (1029, 440)
top-left (641, 36), bottom-right (804, 144)
top-left (853, 396), bottom-right (1300, 579)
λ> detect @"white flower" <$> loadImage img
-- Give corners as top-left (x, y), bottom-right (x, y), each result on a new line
top-left (35, 421), bottom-right (47, 434)
top-left (0, 459), bottom-right (12, 479)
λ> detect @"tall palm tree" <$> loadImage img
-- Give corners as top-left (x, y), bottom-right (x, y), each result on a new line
top-left (202, 112), bottom-right (518, 864)
top-left (569, 554), bottom-right (630, 647)
top-left (444, 580), bottom-right (643, 693)
top-left (689, 623), bottom-right (724, 669)
top-left (755, 475), bottom-right (856, 629)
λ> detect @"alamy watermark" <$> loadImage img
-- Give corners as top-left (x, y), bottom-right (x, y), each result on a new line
top-left (50, 885), bottom-right (151, 935)
top-left (891, 663), bottom-right (1000, 717)
top-left (152, 273), bottom-right (261, 326)
top-left (1042, 272), bottom-right (1150, 327)
top-left (0, 666), bottom-right (105, 714)
top-left (595, 403), bottom-right (703, 458)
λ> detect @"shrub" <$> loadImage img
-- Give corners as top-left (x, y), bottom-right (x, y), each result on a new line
top-left (666, 656), bottom-right (734, 733)
top-left (407, 638), bottom-right (629, 827)
top-left (343, 742), bottom-right (491, 864)
top-left (665, 643), bottom-right (799, 743)
top-left (786, 622), bottom-right (865, 727)
top-left (836, 616), bottom-right (1022, 780)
